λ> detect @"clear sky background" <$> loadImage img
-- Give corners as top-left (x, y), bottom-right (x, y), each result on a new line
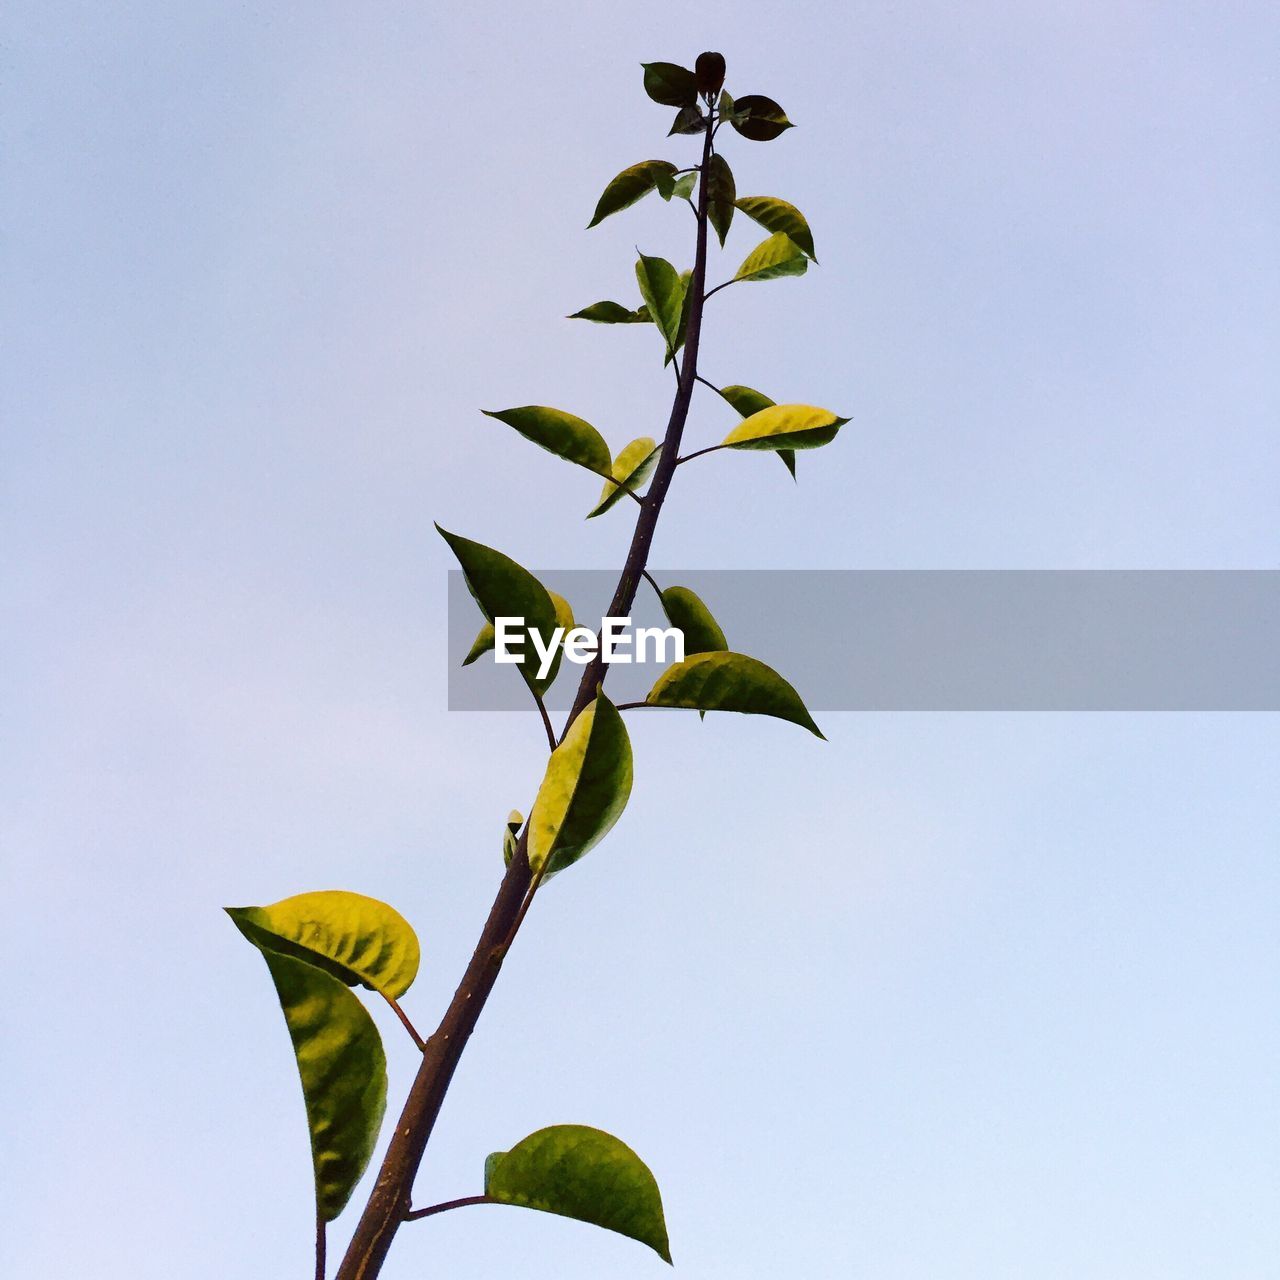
top-left (3, 3), bottom-right (1278, 1277)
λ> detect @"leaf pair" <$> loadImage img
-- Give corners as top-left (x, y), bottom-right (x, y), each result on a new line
top-left (227, 892), bottom-right (421, 1220)
top-left (439, 524), bottom-right (562, 695)
top-left (587, 159), bottom-right (698, 229)
top-left (635, 253), bottom-right (691, 364)
top-left (717, 384), bottom-right (795, 479)
top-left (481, 408), bottom-right (658, 520)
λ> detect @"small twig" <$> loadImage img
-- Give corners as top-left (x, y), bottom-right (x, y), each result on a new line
top-left (683, 196), bottom-right (698, 218)
top-left (381, 993), bottom-right (427, 1053)
top-left (676, 443), bottom-right (729, 467)
top-left (612, 701), bottom-right (652, 712)
top-left (404, 1195), bottom-right (494, 1223)
top-left (703, 279), bottom-right (735, 303)
top-left (694, 372), bottom-right (721, 395)
top-left (641, 568), bottom-right (664, 602)
top-left (315, 1215), bottom-right (326, 1280)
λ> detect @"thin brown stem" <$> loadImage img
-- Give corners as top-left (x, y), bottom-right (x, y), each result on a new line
top-left (315, 1215), bottom-right (326, 1280)
top-left (641, 568), bottom-right (664, 601)
top-left (404, 1195), bottom-right (494, 1223)
top-left (676, 443), bottom-right (729, 466)
top-left (381, 993), bottom-right (426, 1053)
top-left (695, 372), bottom-right (722, 395)
top-left (703, 279), bottom-right (735, 302)
top-left (333, 110), bottom-right (719, 1280)
top-left (531, 689), bottom-right (556, 752)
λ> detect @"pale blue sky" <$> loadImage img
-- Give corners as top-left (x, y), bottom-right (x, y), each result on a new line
top-left (3, 3), bottom-right (1278, 1277)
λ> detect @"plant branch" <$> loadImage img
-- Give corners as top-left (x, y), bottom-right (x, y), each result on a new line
top-left (703, 279), bottom-right (736, 302)
top-left (694, 372), bottom-right (721, 395)
top-left (333, 110), bottom-right (720, 1280)
top-left (404, 1196), bottom-right (494, 1223)
top-left (316, 1215), bottom-right (326, 1280)
top-left (641, 568), bottom-right (664, 601)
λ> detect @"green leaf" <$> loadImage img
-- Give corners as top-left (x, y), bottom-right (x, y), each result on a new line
top-left (659, 586), bottom-right (728, 654)
top-left (568, 301), bottom-right (649, 324)
top-left (437, 526), bottom-right (558, 692)
top-left (528, 694), bottom-right (633, 877)
top-left (485, 1124), bottom-right (671, 1263)
top-left (502, 809), bottom-right (523, 867)
top-left (588, 437), bottom-right (661, 518)
top-left (718, 383), bottom-right (776, 417)
top-left (641, 61), bottom-right (698, 108)
top-left (716, 385), bottom-right (796, 478)
top-left (236, 945), bottom-right (387, 1221)
top-left (646, 651), bottom-right (824, 737)
top-left (704, 154), bottom-right (736, 248)
top-left (671, 172), bottom-right (696, 200)
top-left (587, 160), bottom-right (679, 229)
top-left (718, 90), bottom-right (734, 118)
top-left (227, 890), bottom-right (421, 1000)
top-left (733, 232), bottom-right (809, 283)
top-left (729, 94), bottom-right (794, 141)
top-left (482, 406), bottom-right (612, 477)
top-left (721, 403), bottom-right (848, 451)
top-left (634, 253), bottom-right (686, 362)
top-left (734, 196), bottom-right (817, 261)
top-left (463, 621), bottom-right (495, 666)
top-left (668, 105), bottom-right (706, 136)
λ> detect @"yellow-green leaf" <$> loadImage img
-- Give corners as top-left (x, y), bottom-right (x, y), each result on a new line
top-left (463, 621), bottom-right (495, 666)
top-left (658, 586), bottom-right (727, 654)
top-left (227, 890), bottom-right (420, 1000)
top-left (716, 385), bottom-right (796, 477)
top-left (634, 253), bottom-right (686, 361)
top-left (502, 810), bottom-right (523, 867)
top-left (235, 945), bottom-right (387, 1221)
top-left (587, 160), bottom-right (678, 228)
top-left (646, 651), bottom-right (824, 737)
top-left (733, 232), bottom-right (809, 283)
top-left (721, 403), bottom-right (848, 451)
top-left (705, 154), bottom-right (736, 248)
top-left (588, 437), bottom-right (660, 518)
top-left (528, 694), bottom-right (633, 877)
top-left (485, 1124), bottom-right (671, 1263)
top-left (734, 196), bottom-right (817, 260)
top-left (482, 406), bottom-right (612, 477)
top-left (437, 526), bottom-right (558, 693)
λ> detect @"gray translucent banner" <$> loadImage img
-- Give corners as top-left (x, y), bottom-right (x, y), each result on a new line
top-left (447, 570), bottom-right (1280, 711)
